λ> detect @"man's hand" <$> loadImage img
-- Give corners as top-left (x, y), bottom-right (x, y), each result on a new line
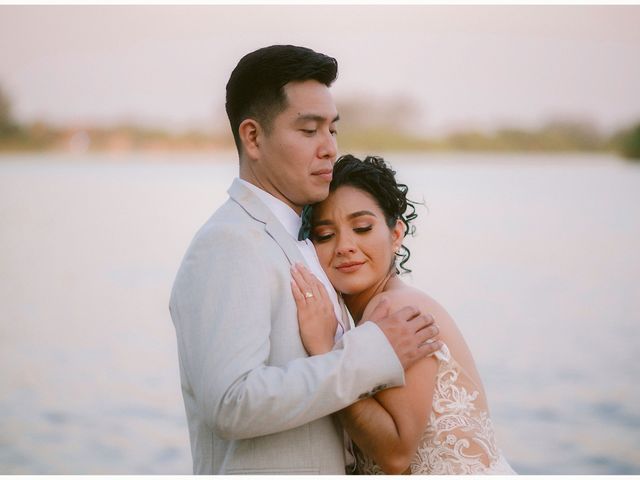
top-left (363, 298), bottom-right (441, 371)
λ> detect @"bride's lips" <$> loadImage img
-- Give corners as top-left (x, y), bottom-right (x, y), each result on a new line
top-left (311, 168), bottom-right (333, 182)
top-left (335, 261), bottom-right (365, 273)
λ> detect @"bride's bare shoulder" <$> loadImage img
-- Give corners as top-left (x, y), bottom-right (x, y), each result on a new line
top-left (370, 284), bottom-right (456, 328)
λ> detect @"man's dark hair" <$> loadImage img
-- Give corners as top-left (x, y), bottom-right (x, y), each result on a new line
top-left (225, 45), bottom-right (338, 153)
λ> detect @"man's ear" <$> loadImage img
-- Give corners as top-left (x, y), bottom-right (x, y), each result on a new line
top-left (238, 118), bottom-right (261, 160)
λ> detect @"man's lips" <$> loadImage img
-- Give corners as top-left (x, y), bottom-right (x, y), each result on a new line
top-left (311, 169), bottom-right (333, 182)
top-left (335, 261), bottom-right (365, 273)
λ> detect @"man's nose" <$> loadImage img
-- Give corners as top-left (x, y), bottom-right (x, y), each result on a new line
top-left (318, 130), bottom-right (337, 159)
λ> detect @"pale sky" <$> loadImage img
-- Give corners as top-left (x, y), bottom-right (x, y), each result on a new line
top-left (1, 5), bottom-right (639, 135)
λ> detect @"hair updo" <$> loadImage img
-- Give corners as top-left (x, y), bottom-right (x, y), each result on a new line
top-left (300, 154), bottom-right (419, 274)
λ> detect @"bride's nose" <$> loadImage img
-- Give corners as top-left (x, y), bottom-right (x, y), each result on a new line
top-left (335, 232), bottom-right (357, 256)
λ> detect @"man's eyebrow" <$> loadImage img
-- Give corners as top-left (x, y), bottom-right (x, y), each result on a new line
top-left (295, 113), bottom-right (340, 123)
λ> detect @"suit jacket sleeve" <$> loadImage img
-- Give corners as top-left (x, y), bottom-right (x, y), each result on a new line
top-left (170, 225), bottom-right (404, 441)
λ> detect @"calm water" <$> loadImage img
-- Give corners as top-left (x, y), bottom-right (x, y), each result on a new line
top-left (0, 152), bottom-right (639, 474)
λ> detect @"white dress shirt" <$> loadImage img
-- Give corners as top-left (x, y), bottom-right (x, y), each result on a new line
top-left (239, 179), bottom-right (345, 341)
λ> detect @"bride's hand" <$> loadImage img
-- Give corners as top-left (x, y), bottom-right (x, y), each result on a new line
top-left (290, 263), bottom-right (338, 356)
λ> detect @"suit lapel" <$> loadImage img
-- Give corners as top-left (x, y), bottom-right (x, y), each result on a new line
top-left (228, 178), bottom-right (348, 333)
top-left (264, 220), bottom-right (306, 266)
top-left (228, 178), bottom-right (305, 266)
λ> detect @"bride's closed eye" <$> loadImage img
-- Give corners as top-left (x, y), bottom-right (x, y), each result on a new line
top-left (353, 225), bottom-right (373, 234)
top-left (313, 231), bottom-right (334, 242)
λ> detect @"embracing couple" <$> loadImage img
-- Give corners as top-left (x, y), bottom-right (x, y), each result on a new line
top-left (170, 45), bottom-right (515, 475)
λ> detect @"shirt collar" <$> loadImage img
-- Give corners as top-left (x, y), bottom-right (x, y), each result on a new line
top-left (238, 178), bottom-right (302, 240)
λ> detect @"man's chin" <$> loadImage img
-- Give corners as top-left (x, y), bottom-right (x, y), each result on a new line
top-left (307, 188), bottom-right (331, 205)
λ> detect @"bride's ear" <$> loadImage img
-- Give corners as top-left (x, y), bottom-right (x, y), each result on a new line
top-left (238, 119), bottom-right (261, 160)
top-left (391, 219), bottom-right (404, 252)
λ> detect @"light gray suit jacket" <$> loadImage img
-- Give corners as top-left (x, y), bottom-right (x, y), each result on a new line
top-left (169, 178), bottom-right (404, 474)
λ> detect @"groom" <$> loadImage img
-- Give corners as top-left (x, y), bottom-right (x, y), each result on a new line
top-left (169, 45), bottom-right (440, 474)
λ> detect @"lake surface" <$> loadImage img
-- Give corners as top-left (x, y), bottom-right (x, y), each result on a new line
top-left (0, 152), bottom-right (639, 474)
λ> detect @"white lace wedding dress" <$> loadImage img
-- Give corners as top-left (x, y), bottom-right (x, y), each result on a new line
top-left (353, 344), bottom-right (516, 475)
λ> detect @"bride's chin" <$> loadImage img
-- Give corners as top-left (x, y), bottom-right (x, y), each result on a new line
top-left (338, 285), bottom-right (367, 297)
top-left (333, 274), bottom-right (379, 298)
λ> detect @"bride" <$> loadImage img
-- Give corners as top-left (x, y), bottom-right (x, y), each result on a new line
top-left (290, 154), bottom-right (516, 475)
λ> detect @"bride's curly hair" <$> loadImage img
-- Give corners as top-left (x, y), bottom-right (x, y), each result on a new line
top-left (300, 154), bottom-right (420, 274)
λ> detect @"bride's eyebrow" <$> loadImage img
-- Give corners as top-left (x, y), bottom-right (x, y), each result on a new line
top-left (313, 210), bottom-right (376, 227)
top-left (313, 219), bottom-right (334, 227)
top-left (348, 210), bottom-right (377, 219)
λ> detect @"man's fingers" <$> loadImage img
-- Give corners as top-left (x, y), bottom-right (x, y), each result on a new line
top-left (389, 304), bottom-right (421, 324)
top-left (419, 339), bottom-right (444, 356)
top-left (408, 312), bottom-right (436, 332)
top-left (415, 323), bottom-right (440, 346)
top-left (414, 325), bottom-right (440, 355)
top-left (374, 304), bottom-right (442, 370)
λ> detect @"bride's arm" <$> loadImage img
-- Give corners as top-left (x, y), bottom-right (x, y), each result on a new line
top-left (341, 293), bottom-right (444, 473)
top-left (291, 269), bottom-right (440, 474)
top-left (338, 331), bottom-right (438, 473)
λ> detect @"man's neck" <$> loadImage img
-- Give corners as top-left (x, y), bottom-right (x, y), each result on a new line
top-left (239, 166), bottom-right (302, 216)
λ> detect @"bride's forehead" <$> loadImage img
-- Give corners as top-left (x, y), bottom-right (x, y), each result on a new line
top-left (332, 185), bottom-right (379, 205)
top-left (316, 186), bottom-right (382, 217)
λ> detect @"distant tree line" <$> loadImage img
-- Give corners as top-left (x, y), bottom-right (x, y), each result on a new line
top-left (609, 123), bottom-right (640, 160)
top-left (0, 84), bottom-right (231, 152)
top-left (1, 83), bottom-right (639, 160)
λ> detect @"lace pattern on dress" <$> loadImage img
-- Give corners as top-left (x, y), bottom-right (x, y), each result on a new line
top-left (354, 344), bottom-right (512, 475)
